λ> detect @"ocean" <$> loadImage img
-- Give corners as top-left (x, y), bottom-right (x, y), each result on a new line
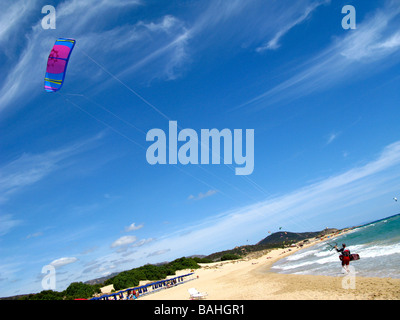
top-left (270, 214), bottom-right (400, 278)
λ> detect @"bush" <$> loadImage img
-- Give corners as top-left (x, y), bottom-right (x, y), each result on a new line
top-left (22, 257), bottom-right (203, 299)
top-left (220, 253), bottom-right (241, 261)
top-left (192, 257), bottom-right (213, 263)
top-left (64, 282), bottom-right (96, 299)
top-left (105, 257), bottom-right (200, 291)
top-left (167, 257), bottom-right (200, 272)
top-left (20, 290), bottom-right (64, 300)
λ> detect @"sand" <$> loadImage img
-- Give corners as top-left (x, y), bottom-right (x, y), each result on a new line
top-left (140, 239), bottom-right (400, 300)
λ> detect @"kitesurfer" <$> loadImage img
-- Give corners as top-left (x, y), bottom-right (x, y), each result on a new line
top-left (335, 243), bottom-right (350, 272)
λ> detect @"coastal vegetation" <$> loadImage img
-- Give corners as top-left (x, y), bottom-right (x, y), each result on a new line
top-left (10, 229), bottom-right (339, 300)
top-left (220, 253), bottom-right (242, 261)
top-left (18, 257), bottom-right (208, 300)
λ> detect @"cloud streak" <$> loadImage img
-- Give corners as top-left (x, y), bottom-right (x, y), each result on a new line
top-left (50, 257), bottom-right (78, 268)
top-left (239, 1), bottom-right (400, 109)
top-left (256, 0), bottom-right (328, 52)
top-left (0, 214), bottom-right (22, 236)
top-left (111, 235), bottom-right (137, 248)
top-left (124, 222), bottom-right (144, 232)
top-left (326, 132), bottom-right (340, 145)
top-left (188, 190), bottom-right (218, 201)
top-left (0, 134), bottom-right (104, 203)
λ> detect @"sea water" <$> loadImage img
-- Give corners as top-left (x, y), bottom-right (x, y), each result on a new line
top-left (271, 214), bottom-right (400, 278)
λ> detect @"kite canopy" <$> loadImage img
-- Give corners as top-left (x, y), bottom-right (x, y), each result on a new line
top-left (44, 38), bottom-right (76, 92)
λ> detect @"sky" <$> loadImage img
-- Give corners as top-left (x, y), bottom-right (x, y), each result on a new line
top-left (1, 0), bottom-right (400, 297)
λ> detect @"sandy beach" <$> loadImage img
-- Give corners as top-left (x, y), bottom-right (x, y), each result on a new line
top-left (140, 239), bottom-right (400, 300)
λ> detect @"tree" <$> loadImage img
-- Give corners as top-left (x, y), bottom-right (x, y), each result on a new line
top-left (65, 282), bottom-right (96, 299)
top-left (20, 290), bottom-right (64, 300)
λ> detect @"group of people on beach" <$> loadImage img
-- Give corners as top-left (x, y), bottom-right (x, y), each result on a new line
top-left (126, 290), bottom-right (139, 300)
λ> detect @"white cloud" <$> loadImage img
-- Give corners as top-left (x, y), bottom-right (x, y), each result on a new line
top-left (188, 190), bottom-right (218, 201)
top-left (124, 222), bottom-right (144, 232)
top-left (110, 15), bottom-right (191, 82)
top-left (256, 0), bottom-right (328, 52)
top-left (0, 0), bottom-right (37, 45)
top-left (131, 238), bottom-right (154, 247)
top-left (26, 232), bottom-right (43, 239)
top-left (326, 132), bottom-right (340, 145)
top-left (146, 249), bottom-right (170, 258)
top-left (111, 235), bottom-right (137, 248)
top-left (50, 257), bottom-right (78, 268)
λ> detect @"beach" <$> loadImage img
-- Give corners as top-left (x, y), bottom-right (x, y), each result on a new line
top-left (140, 239), bottom-right (400, 300)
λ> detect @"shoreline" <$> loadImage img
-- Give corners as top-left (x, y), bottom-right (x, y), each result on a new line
top-left (139, 235), bottom-right (400, 300)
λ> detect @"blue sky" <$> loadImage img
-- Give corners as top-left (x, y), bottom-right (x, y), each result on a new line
top-left (1, 0), bottom-right (400, 297)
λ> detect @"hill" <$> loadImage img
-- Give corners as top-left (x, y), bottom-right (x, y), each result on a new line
top-left (206, 228), bottom-right (339, 261)
top-left (258, 231), bottom-right (316, 245)
top-left (258, 228), bottom-right (338, 245)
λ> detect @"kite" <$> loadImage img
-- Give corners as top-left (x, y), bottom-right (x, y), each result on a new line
top-left (44, 38), bottom-right (76, 92)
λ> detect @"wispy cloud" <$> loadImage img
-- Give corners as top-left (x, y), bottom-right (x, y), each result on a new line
top-left (0, 134), bottom-right (104, 203)
top-left (188, 189), bottom-right (218, 201)
top-left (256, 0), bottom-right (329, 52)
top-left (326, 132), bottom-right (340, 145)
top-left (146, 249), bottom-right (170, 258)
top-left (131, 238), bottom-right (154, 247)
top-left (50, 257), bottom-right (78, 268)
top-left (124, 222), bottom-right (144, 232)
top-left (25, 232), bottom-right (43, 239)
top-left (0, 214), bottom-right (22, 236)
top-left (0, 0), bottom-right (37, 50)
top-left (113, 15), bottom-right (191, 82)
top-left (111, 235), bottom-right (137, 248)
top-left (239, 1), bottom-right (400, 109)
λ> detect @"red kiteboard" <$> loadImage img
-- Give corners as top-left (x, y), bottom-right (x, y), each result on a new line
top-left (339, 254), bottom-right (360, 261)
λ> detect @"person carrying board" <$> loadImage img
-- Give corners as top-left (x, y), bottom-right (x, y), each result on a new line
top-left (335, 243), bottom-right (351, 272)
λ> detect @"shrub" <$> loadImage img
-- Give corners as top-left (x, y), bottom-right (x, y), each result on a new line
top-left (192, 257), bottom-right (213, 263)
top-left (64, 282), bottom-right (96, 299)
top-left (20, 290), bottom-right (64, 300)
top-left (105, 257), bottom-right (200, 291)
top-left (220, 253), bottom-right (241, 261)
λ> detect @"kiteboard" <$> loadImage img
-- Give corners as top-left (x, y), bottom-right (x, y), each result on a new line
top-left (339, 254), bottom-right (360, 261)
